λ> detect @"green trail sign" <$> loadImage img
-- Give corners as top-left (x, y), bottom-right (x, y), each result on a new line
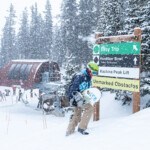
top-left (93, 42), bottom-right (140, 55)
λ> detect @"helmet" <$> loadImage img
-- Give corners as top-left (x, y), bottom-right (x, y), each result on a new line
top-left (87, 61), bottom-right (99, 72)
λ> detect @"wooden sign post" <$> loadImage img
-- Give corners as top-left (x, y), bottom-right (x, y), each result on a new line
top-left (93, 27), bottom-right (141, 121)
top-left (133, 28), bottom-right (141, 113)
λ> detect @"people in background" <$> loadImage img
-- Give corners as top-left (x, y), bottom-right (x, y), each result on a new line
top-left (18, 89), bottom-right (23, 101)
top-left (37, 91), bottom-right (44, 109)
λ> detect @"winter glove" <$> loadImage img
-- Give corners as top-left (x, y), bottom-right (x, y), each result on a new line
top-left (72, 91), bottom-right (84, 107)
top-left (72, 99), bottom-right (78, 107)
top-left (70, 98), bottom-right (77, 107)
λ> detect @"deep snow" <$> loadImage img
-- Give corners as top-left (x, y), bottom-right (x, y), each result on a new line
top-left (0, 86), bottom-right (150, 150)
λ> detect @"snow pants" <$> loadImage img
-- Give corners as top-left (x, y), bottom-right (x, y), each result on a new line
top-left (66, 103), bottom-right (93, 135)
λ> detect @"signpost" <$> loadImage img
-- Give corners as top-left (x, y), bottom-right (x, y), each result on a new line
top-left (92, 27), bottom-right (141, 121)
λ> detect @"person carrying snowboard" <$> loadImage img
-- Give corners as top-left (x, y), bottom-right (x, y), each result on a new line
top-left (66, 62), bottom-right (99, 136)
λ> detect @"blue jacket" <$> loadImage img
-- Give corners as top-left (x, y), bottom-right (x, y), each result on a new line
top-left (67, 70), bottom-right (91, 99)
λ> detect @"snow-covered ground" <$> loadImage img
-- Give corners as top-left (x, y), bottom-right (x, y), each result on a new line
top-left (0, 86), bottom-right (150, 150)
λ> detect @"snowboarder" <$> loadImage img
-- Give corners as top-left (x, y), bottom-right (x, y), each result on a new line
top-left (66, 62), bottom-right (99, 136)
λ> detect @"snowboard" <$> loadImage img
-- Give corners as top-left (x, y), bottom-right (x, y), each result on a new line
top-left (82, 87), bottom-right (101, 105)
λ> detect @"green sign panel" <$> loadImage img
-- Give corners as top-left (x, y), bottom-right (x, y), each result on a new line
top-left (93, 44), bottom-right (100, 54)
top-left (93, 42), bottom-right (140, 55)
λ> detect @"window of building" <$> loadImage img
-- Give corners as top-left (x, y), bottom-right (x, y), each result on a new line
top-left (23, 64), bottom-right (32, 80)
top-left (8, 64), bottom-right (17, 79)
top-left (12, 64), bottom-right (22, 79)
top-left (20, 64), bottom-right (28, 80)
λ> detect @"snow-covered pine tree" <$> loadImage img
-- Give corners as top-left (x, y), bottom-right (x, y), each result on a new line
top-left (62, 55), bottom-right (80, 93)
top-left (139, 0), bottom-right (150, 107)
top-left (97, 0), bottom-right (122, 36)
top-left (77, 0), bottom-right (95, 65)
top-left (1, 4), bottom-right (16, 66)
top-left (37, 14), bottom-right (46, 59)
top-left (60, 0), bottom-right (79, 66)
top-left (96, 0), bottom-right (106, 34)
top-left (139, 1), bottom-right (150, 73)
top-left (52, 25), bottom-right (65, 66)
top-left (123, 0), bottom-right (142, 34)
top-left (29, 3), bottom-right (45, 59)
top-left (43, 0), bottom-right (53, 59)
top-left (17, 7), bottom-right (30, 59)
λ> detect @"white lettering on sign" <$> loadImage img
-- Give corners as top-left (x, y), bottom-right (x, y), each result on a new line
top-left (100, 57), bottom-right (113, 61)
top-left (101, 46), bottom-right (110, 53)
top-left (112, 47), bottom-right (119, 52)
top-left (114, 57), bottom-right (123, 61)
top-left (98, 67), bottom-right (140, 79)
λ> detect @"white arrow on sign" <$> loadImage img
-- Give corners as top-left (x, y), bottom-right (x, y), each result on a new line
top-left (133, 57), bottom-right (137, 65)
top-left (133, 45), bottom-right (138, 51)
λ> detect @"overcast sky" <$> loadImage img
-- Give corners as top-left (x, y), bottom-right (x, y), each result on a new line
top-left (0, 0), bottom-right (62, 35)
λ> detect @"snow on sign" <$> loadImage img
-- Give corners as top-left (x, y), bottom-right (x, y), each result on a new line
top-left (99, 42), bottom-right (140, 55)
top-left (92, 76), bottom-right (140, 92)
top-left (98, 67), bottom-right (140, 79)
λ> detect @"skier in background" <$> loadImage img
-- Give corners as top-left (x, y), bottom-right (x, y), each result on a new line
top-left (37, 91), bottom-right (44, 109)
top-left (18, 89), bottom-right (23, 101)
top-left (0, 90), bottom-right (6, 101)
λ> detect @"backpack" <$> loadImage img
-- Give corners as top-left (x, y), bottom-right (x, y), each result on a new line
top-left (65, 74), bottom-right (78, 100)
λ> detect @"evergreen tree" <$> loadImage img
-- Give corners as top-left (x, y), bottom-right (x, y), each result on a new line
top-left (1, 4), bottom-right (16, 65)
top-left (78, 0), bottom-right (96, 65)
top-left (96, 0), bottom-right (122, 36)
top-left (139, 1), bottom-right (150, 73)
top-left (60, 0), bottom-right (79, 65)
top-left (43, 0), bottom-right (53, 59)
top-left (140, 1), bottom-right (150, 54)
top-left (52, 25), bottom-right (64, 65)
top-left (29, 3), bottom-right (44, 59)
top-left (96, 0), bottom-right (106, 34)
top-left (93, 0), bottom-right (101, 23)
top-left (123, 0), bottom-right (140, 33)
top-left (17, 7), bottom-right (30, 59)
top-left (123, 0), bottom-right (150, 72)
